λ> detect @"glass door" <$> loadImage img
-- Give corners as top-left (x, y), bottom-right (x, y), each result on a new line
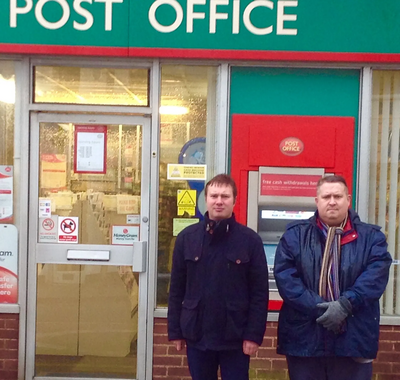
top-left (26, 113), bottom-right (151, 380)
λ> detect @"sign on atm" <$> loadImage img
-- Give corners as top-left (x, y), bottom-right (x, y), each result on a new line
top-left (177, 190), bottom-right (196, 206)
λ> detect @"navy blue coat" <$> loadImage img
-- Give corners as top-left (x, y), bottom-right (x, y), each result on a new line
top-left (274, 209), bottom-right (391, 358)
top-left (168, 213), bottom-right (269, 350)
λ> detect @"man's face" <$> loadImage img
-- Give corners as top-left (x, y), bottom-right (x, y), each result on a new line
top-left (315, 182), bottom-right (351, 226)
top-left (206, 184), bottom-right (236, 221)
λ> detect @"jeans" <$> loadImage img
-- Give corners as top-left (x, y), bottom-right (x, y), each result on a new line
top-left (286, 355), bottom-right (373, 380)
top-left (186, 346), bottom-right (250, 380)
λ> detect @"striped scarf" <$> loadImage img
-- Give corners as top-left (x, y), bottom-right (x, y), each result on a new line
top-left (318, 215), bottom-right (348, 301)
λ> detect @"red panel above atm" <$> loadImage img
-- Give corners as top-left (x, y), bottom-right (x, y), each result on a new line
top-left (231, 114), bottom-right (355, 226)
top-left (248, 115), bottom-right (339, 168)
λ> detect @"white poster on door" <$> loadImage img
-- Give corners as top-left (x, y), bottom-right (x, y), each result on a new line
top-left (74, 125), bottom-right (107, 174)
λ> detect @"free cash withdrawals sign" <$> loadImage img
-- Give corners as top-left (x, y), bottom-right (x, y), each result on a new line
top-left (260, 173), bottom-right (321, 197)
top-left (1, 1), bottom-right (400, 61)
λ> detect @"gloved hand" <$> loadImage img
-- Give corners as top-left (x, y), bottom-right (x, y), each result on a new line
top-left (316, 297), bottom-right (352, 333)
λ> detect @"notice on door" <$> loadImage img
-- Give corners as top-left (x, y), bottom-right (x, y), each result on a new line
top-left (40, 154), bottom-right (67, 189)
top-left (0, 225), bottom-right (18, 304)
top-left (0, 166), bottom-right (13, 222)
top-left (39, 215), bottom-right (58, 243)
top-left (112, 225), bottom-right (139, 245)
top-left (167, 164), bottom-right (206, 180)
top-left (38, 198), bottom-right (51, 218)
top-left (74, 125), bottom-right (107, 174)
top-left (173, 218), bottom-right (199, 236)
top-left (58, 217), bottom-right (79, 243)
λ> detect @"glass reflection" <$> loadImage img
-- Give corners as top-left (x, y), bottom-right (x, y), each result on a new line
top-left (34, 66), bottom-right (149, 106)
top-left (0, 61), bottom-right (15, 166)
top-left (157, 65), bottom-right (217, 307)
top-left (35, 264), bottom-right (138, 378)
top-left (38, 123), bottom-right (142, 245)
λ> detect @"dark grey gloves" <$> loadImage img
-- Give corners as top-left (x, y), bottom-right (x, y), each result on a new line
top-left (316, 296), bottom-right (352, 334)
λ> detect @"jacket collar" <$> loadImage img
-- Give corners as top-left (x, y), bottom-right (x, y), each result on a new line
top-left (204, 212), bottom-right (236, 238)
top-left (314, 209), bottom-right (359, 245)
top-left (313, 208), bottom-right (360, 226)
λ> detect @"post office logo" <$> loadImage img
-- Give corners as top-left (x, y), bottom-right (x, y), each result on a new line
top-left (279, 137), bottom-right (304, 156)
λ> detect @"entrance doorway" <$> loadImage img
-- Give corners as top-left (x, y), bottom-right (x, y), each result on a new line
top-left (26, 113), bottom-right (151, 380)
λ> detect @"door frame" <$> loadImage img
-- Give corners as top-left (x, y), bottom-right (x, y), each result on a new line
top-left (26, 112), bottom-right (152, 380)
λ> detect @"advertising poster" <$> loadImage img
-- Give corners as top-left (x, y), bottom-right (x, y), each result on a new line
top-left (0, 225), bottom-right (18, 304)
top-left (40, 154), bottom-right (67, 190)
top-left (0, 166), bottom-right (13, 222)
top-left (112, 226), bottom-right (139, 245)
top-left (117, 195), bottom-right (140, 214)
top-left (74, 125), bottom-right (107, 174)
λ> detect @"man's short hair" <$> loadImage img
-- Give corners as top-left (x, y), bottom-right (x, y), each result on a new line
top-left (205, 174), bottom-right (237, 199)
top-left (317, 175), bottom-right (349, 194)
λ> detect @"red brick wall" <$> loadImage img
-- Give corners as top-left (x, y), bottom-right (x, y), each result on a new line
top-left (153, 318), bottom-right (400, 380)
top-left (0, 315), bottom-right (397, 380)
top-left (0, 314), bottom-right (18, 380)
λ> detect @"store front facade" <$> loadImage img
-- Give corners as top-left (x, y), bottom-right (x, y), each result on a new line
top-left (1, 1), bottom-right (400, 379)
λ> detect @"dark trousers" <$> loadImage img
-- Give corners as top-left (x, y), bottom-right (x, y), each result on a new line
top-left (286, 355), bottom-right (373, 380)
top-left (186, 346), bottom-right (250, 380)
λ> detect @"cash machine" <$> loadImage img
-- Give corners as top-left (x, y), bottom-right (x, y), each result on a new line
top-left (230, 114), bottom-right (355, 311)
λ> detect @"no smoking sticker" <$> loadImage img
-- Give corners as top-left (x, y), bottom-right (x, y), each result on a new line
top-left (58, 216), bottom-right (79, 244)
top-left (39, 215), bottom-right (58, 243)
top-left (42, 218), bottom-right (54, 230)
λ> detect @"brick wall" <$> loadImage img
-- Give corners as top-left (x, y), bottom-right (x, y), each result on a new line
top-left (0, 314), bottom-right (18, 380)
top-left (153, 318), bottom-right (400, 380)
top-left (0, 314), bottom-right (396, 380)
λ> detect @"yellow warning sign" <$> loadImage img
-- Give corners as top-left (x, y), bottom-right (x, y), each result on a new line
top-left (177, 190), bottom-right (196, 206)
top-left (167, 164), bottom-right (207, 180)
top-left (178, 207), bottom-right (196, 216)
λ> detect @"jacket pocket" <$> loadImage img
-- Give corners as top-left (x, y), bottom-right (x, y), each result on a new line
top-left (226, 250), bottom-right (250, 266)
top-left (180, 298), bottom-right (202, 341)
top-left (224, 300), bottom-right (249, 341)
top-left (183, 245), bottom-right (202, 263)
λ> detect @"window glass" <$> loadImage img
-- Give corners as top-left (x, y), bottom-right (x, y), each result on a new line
top-left (34, 66), bottom-right (149, 106)
top-left (157, 65), bottom-right (217, 307)
top-left (370, 70), bottom-right (400, 315)
top-left (38, 123), bottom-right (142, 245)
top-left (0, 61), bottom-right (15, 224)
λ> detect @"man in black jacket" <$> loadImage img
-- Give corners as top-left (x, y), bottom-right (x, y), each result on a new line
top-left (168, 174), bottom-right (269, 380)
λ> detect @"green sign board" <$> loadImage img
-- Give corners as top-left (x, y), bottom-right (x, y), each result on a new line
top-left (1, 0), bottom-right (400, 58)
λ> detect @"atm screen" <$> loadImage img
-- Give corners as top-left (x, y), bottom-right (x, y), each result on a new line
top-left (263, 244), bottom-right (277, 275)
top-left (261, 210), bottom-right (314, 220)
top-left (258, 209), bottom-right (315, 244)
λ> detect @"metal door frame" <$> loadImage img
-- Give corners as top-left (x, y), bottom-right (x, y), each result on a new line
top-left (26, 112), bottom-right (151, 380)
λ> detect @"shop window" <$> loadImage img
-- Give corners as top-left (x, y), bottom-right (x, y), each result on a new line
top-left (370, 70), bottom-right (400, 316)
top-left (33, 66), bottom-right (149, 106)
top-left (157, 65), bottom-right (217, 307)
top-left (0, 61), bottom-right (15, 224)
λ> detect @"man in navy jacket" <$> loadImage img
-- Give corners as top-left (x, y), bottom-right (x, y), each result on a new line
top-left (274, 175), bottom-right (391, 380)
top-left (168, 174), bottom-right (268, 380)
